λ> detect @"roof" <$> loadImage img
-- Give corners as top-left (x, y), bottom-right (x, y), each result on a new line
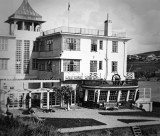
top-left (5, 0), bottom-right (44, 23)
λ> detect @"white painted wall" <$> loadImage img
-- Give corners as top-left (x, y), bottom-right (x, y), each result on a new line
top-left (0, 36), bottom-right (16, 79)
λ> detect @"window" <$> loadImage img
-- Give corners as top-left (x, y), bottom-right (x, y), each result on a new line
top-left (0, 59), bottom-right (8, 70)
top-left (112, 61), bottom-right (117, 72)
top-left (33, 41), bottom-right (39, 52)
top-left (120, 90), bottom-right (128, 101)
top-left (90, 61), bottom-right (97, 72)
top-left (63, 60), bottom-right (80, 72)
top-left (38, 61), bottom-right (45, 71)
top-left (39, 41), bottom-right (45, 52)
top-left (24, 40), bottom-right (30, 74)
top-left (32, 59), bottom-right (38, 70)
top-left (99, 91), bottom-right (108, 102)
top-left (129, 90), bottom-right (135, 100)
top-left (88, 90), bottom-right (94, 101)
top-left (16, 40), bottom-right (22, 73)
top-left (91, 39), bottom-right (97, 51)
top-left (64, 38), bottom-right (80, 51)
top-left (47, 60), bottom-right (52, 71)
top-left (109, 91), bottom-right (118, 102)
top-left (0, 38), bottom-right (8, 51)
top-left (99, 61), bottom-right (103, 70)
top-left (112, 41), bottom-right (118, 52)
top-left (99, 40), bottom-right (103, 50)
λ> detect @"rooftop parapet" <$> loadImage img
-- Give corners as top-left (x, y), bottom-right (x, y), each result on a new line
top-left (41, 26), bottom-right (126, 38)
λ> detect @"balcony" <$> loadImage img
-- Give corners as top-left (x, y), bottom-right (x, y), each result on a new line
top-left (41, 26), bottom-right (126, 38)
top-left (61, 72), bottom-right (102, 81)
top-left (82, 79), bottom-right (138, 87)
top-left (61, 72), bottom-right (138, 87)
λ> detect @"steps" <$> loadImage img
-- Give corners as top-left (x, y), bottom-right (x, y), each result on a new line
top-left (132, 126), bottom-right (143, 136)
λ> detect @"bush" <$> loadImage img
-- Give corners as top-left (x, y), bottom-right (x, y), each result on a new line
top-left (0, 116), bottom-right (59, 136)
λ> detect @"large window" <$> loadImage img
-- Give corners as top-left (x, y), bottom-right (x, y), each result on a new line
top-left (120, 90), bottom-right (128, 101)
top-left (0, 59), bottom-right (8, 70)
top-left (16, 40), bottom-right (22, 73)
top-left (99, 91), bottom-right (108, 102)
top-left (90, 61), bottom-right (97, 72)
top-left (91, 39), bottom-right (97, 52)
top-left (112, 41), bottom-right (118, 53)
top-left (129, 90), bottom-right (135, 101)
top-left (24, 40), bottom-right (30, 74)
top-left (88, 90), bottom-right (94, 101)
top-left (0, 38), bottom-right (8, 51)
top-left (112, 61), bottom-right (117, 72)
top-left (109, 91), bottom-right (118, 102)
top-left (63, 60), bottom-right (80, 72)
top-left (64, 38), bottom-right (80, 51)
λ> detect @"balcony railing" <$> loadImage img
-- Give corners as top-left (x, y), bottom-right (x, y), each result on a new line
top-left (82, 79), bottom-right (138, 87)
top-left (61, 72), bottom-right (138, 86)
top-left (41, 26), bottom-right (126, 38)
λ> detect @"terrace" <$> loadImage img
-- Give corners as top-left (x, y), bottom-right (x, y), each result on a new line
top-left (41, 26), bottom-right (126, 38)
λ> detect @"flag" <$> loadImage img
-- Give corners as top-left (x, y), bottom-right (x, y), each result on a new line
top-left (68, 2), bottom-right (70, 11)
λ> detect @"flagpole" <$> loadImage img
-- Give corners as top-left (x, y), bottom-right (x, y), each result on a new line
top-left (68, 0), bottom-right (70, 32)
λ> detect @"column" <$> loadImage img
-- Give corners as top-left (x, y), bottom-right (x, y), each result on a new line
top-left (97, 89), bottom-right (100, 103)
top-left (22, 21), bottom-right (25, 30)
top-left (47, 91), bottom-right (50, 110)
top-left (117, 90), bottom-right (121, 102)
top-left (40, 92), bottom-right (43, 109)
top-left (9, 24), bottom-right (12, 35)
top-left (23, 93), bottom-right (26, 109)
top-left (29, 92), bottom-right (31, 108)
top-left (84, 89), bottom-right (88, 101)
top-left (14, 21), bottom-right (17, 30)
top-left (126, 90), bottom-right (130, 101)
top-left (32, 22), bottom-right (34, 31)
top-left (134, 89), bottom-right (138, 101)
top-left (107, 90), bottom-right (110, 102)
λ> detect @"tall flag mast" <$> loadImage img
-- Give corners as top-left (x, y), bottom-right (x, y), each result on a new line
top-left (68, 0), bottom-right (70, 32)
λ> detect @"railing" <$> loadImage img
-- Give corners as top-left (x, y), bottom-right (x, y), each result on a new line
top-left (82, 79), bottom-right (138, 87)
top-left (61, 72), bottom-right (138, 86)
top-left (41, 26), bottom-right (126, 38)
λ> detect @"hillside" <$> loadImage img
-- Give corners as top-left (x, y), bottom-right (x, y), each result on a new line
top-left (136, 50), bottom-right (160, 57)
top-left (127, 50), bottom-right (160, 79)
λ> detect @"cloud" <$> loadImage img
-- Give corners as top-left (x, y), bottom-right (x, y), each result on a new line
top-left (0, 0), bottom-right (160, 54)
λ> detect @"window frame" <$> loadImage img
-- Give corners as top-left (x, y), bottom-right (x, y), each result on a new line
top-left (99, 61), bottom-right (103, 70)
top-left (64, 38), bottom-right (80, 51)
top-left (99, 40), bottom-right (103, 50)
top-left (91, 39), bottom-right (97, 52)
top-left (112, 41), bottom-right (118, 53)
top-left (112, 61), bottom-right (118, 73)
top-left (63, 59), bottom-right (80, 72)
top-left (0, 38), bottom-right (8, 51)
top-left (90, 60), bottom-right (97, 72)
top-left (0, 59), bottom-right (8, 70)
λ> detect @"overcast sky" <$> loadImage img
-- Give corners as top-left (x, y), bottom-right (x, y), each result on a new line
top-left (0, 0), bottom-right (160, 54)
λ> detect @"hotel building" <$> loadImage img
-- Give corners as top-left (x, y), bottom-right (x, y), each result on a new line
top-left (0, 0), bottom-right (143, 110)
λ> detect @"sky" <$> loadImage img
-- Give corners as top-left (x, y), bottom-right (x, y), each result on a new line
top-left (0, 0), bottom-right (160, 55)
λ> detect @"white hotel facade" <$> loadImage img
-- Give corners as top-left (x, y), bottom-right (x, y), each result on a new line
top-left (0, 0), bottom-right (141, 110)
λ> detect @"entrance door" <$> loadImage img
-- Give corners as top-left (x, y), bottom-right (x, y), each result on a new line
top-left (31, 93), bottom-right (41, 108)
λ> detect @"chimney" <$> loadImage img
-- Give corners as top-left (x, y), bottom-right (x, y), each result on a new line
top-left (104, 14), bottom-right (112, 36)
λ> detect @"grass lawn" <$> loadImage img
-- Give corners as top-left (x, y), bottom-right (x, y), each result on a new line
top-left (99, 111), bottom-right (160, 118)
top-left (117, 119), bottom-right (156, 124)
top-left (45, 118), bottom-right (106, 128)
top-left (22, 117), bottom-right (106, 129)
